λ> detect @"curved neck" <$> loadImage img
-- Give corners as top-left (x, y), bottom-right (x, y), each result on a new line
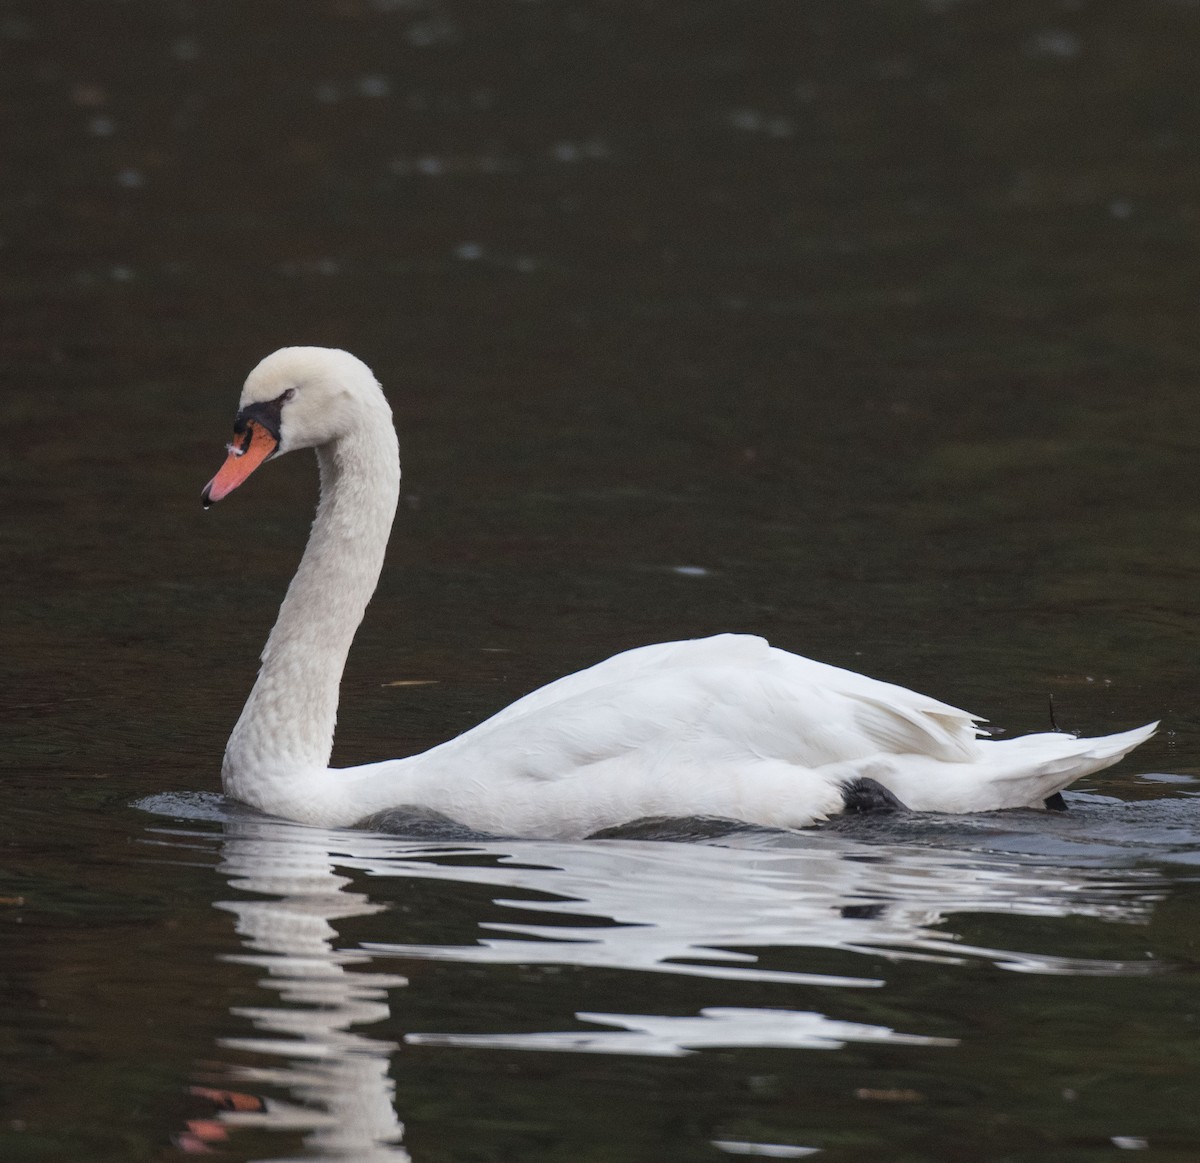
top-left (223, 418), bottom-right (400, 798)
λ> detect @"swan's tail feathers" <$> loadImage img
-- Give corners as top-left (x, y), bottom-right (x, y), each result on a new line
top-left (1074, 721), bottom-right (1159, 763)
top-left (987, 721), bottom-right (1158, 809)
top-left (885, 721), bottom-right (1158, 814)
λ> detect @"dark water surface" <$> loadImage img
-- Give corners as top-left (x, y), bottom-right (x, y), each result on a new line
top-left (3, 2), bottom-right (1200, 1159)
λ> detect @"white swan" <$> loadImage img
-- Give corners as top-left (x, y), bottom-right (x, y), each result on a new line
top-left (201, 346), bottom-right (1155, 838)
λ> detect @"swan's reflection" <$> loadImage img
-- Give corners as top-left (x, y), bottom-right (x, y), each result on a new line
top-left (143, 798), bottom-right (1164, 1159)
top-left (350, 829), bottom-right (1162, 981)
top-left (205, 822), bottom-right (411, 1161)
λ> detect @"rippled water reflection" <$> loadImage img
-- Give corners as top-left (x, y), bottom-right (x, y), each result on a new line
top-left (130, 792), bottom-right (1192, 1160)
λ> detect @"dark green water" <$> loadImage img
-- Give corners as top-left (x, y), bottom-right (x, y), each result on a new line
top-left (3, 2), bottom-right (1200, 1159)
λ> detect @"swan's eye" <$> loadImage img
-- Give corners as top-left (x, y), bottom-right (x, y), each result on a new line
top-left (282, 388), bottom-right (297, 402)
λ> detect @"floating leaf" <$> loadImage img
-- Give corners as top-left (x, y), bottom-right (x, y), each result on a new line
top-left (854, 1088), bottom-right (924, 1103)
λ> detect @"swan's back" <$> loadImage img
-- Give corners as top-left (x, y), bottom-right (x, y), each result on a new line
top-left (470, 633), bottom-right (983, 765)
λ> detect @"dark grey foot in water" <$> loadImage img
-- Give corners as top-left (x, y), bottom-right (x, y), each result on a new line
top-left (587, 815), bottom-right (782, 841)
top-left (1044, 792), bottom-right (1068, 811)
top-left (355, 805), bottom-right (502, 840)
top-left (841, 777), bottom-right (910, 814)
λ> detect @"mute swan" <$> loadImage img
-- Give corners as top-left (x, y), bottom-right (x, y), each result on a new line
top-left (201, 346), bottom-right (1155, 838)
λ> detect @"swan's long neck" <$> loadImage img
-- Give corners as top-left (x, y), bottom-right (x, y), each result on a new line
top-left (223, 413), bottom-right (400, 803)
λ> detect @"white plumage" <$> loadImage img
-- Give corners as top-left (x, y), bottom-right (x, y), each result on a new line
top-left (202, 347), bottom-right (1155, 838)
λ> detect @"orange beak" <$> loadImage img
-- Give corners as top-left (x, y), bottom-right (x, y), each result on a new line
top-left (202, 420), bottom-right (279, 507)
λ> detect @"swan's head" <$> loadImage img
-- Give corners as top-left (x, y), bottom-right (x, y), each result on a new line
top-left (202, 347), bottom-right (387, 506)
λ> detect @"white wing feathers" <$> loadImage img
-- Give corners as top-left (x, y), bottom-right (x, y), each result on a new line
top-left (447, 634), bottom-right (985, 782)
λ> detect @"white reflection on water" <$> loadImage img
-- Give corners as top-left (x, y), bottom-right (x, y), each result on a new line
top-left (207, 825), bottom-right (411, 1161)
top-left (406, 1005), bottom-right (955, 1057)
top-left (138, 797), bottom-right (1165, 1160)
top-left (349, 829), bottom-right (1162, 980)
